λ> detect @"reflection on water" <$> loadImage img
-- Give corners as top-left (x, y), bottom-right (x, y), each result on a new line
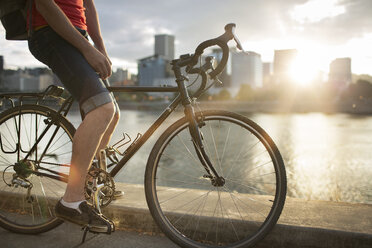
top-left (63, 111), bottom-right (372, 204)
top-left (254, 113), bottom-right (372, 204)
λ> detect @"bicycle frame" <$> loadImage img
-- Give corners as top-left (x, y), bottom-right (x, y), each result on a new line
top-left (0, 79), bottom-right (213, 183)
top-left (107, 85), bottom-right (182, 177)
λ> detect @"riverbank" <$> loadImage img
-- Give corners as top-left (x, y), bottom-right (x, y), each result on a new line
top-left (115, 99), bottom-right (372, 115)
top-left (2, 97), bottom-right (372, 115)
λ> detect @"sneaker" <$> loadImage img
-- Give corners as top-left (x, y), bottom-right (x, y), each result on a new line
top-left (55, 200), bottom-right (114, 233)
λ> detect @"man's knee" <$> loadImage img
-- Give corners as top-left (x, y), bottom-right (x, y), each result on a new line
top-left (87, 102), bottom-right (115, 127)
top-left (99, 102), bottom-right (116, 123)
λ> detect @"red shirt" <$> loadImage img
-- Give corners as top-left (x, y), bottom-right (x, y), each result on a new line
top-left (31, 0), bottom-right (87, 30)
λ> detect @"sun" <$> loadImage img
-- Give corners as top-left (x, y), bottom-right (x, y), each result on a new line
top-left (289, 52), bottom-right (322, 86)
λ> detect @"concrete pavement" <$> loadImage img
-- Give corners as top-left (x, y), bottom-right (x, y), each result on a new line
top-left (0, 222), bottom-right (179, 248)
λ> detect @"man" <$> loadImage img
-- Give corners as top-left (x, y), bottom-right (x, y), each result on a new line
top-left (28, 0), bottom-right (119, 231)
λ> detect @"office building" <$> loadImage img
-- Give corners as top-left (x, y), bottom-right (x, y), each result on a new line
top-left (110, 68), bottom-right (132, 86)
top-left (1, 68), bottom-right (54, 92)
top-left (263, 62), bottom-right (273, 87)
top-left (155, 34), bottom-right (175, 61)
top-left (138, 33), bottom-right (176, 87)
top-left (231, 51), bottom-right (263, 90)
top-left (273, 49), bottom-right (298, 84)
top-left (138, 55), bottom-right (173, 87)
top-left (329, 58), bottom-right (351, 89)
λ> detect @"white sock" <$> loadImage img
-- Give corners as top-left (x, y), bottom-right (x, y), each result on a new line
top-left (60, 199), bottom-right (84, 213)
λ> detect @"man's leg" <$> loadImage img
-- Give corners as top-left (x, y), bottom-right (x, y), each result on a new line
top-left (63, 102), bottom-right (115, 202)
top-left (95, 111), bottom-right (120, 159)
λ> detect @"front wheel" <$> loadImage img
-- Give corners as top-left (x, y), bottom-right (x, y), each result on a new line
top-left (145, 110), bottom-right (286, 248)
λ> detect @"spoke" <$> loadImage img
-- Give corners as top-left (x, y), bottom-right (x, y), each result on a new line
top-left (180, 191), bottom-right (210, 236)
top-left (240, 160), bottom-right (273, 176)
top-left (159, 188), bottom-right (193, 205)
top-left (223, 185), bottom-right (245, 223)
top-left (230, 191), bottom-right (269, 219)
top-left (48, 139), bottom-right (71, 155)
top-left (22, 114), bottom-right (32, 150)
top-left (245, 171), bottom-right (276, 180)
top-left (44, 177), bottom-right (66, 196)
top-left (0, 153), bottom-right (12, 165)
top-left (31, 198), bottom-right (35, 223)
top-left (157, 177), bottom-right (208, 187)
top-left (170, 190), bottom-right (212, 226)
top-left (157, 163), bottom-right (205, 181)
top-left (4, 121), bottom-right (17, 146)
top-left (39, 177), bottom-right (53, 217)
top-left (1, 141), bottom-right (15, 154)
top-left (220, 125), bottom-right (232, 176)
top-left (208, 121), bottom-right (222, 172)
top-left (226, 139), bottom-right (260, 179)
top-left (160, 153), bottom-right (204, 177)
top-left (175, 135), bottom-right (201, 168)
top-left (219, 189), bottom-right (240, 242)
top-left (49, 130), bottom-right (68, 152)
top-left (192, 191), bottom-right (210, 240)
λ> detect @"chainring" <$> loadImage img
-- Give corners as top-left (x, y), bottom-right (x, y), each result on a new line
top-left (84, 168), bottom-right (115, 207)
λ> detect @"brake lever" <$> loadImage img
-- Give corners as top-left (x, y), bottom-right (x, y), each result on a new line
top-left (233, 32), bottom-right (244, 52)
top-left (217, 23), bottom-right (245, 52)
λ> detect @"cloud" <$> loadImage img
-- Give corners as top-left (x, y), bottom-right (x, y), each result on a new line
top-left (95, 0), bottom-right (307, 61)
top-left (1, 0), bottom-right (371, 74)
top-left (96, 0), bottom-right (372, 61)
top-left (288, 0), bottom-right (372, 45)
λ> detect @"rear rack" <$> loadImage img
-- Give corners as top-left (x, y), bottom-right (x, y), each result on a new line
top-left (0, 85), bottom-right (74, 117)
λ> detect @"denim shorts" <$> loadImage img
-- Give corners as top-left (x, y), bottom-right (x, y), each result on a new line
top-left (28, 26), bottom-right (117, 115)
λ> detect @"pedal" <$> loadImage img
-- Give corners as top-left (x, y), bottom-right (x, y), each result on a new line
top-left (81, 217), bottom-right (115, 243)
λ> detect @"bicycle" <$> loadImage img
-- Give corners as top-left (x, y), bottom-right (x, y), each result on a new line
top-left (0, 23), bottom-right (286, 248)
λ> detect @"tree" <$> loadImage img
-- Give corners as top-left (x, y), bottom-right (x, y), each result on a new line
top-left (214, 89), bottom-right (231, 100)
top-left (235, 84), bottom-right (254, 101)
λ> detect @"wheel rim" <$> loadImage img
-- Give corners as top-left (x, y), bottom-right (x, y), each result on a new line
top-left (0, 107), bottom-right (73, 230)
top-left (151, 114), bottom-right (285, 247)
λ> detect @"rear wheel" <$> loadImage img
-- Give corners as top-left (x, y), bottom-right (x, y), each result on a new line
top-left (145, 110), bottom-right (286, 247)
top-left (0, 105), bottom-right (75, 234)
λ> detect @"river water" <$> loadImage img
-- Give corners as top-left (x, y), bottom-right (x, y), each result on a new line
top-left (67, 109), bottom-right (372, 204)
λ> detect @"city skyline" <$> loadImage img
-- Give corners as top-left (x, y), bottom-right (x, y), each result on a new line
top-left (0, 0), bottom-right (371, 76)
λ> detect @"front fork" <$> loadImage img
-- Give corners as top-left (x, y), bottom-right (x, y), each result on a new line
top-left (172, 61), bottom-right (224, 185)
top-left (184, 100), bottom-right (224, 185)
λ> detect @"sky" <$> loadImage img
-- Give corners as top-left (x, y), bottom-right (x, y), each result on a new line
top-left (1, 0), bottom-right (372, 76)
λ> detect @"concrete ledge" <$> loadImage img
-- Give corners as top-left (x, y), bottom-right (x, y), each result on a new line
top-left (1, 182), bottom-right (371, 247)
top-left (105, 183), bottom-right (372, 247)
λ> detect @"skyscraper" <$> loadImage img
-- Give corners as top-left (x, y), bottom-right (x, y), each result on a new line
top-left (155, 34), bottom-right (175, 61)
top-left (329, 58), bottom-right (351, 89)
top-left (231, 51), bottom-right (263, 89)
top-left (273, 49), bottom-right (298, 84)
top-left (263, 62), bottom-right (273, 87)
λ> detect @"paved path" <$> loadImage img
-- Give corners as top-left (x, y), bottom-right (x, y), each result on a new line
top-left (0, 223), bottom-right (179, 248)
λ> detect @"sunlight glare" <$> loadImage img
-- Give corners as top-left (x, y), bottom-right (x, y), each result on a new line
top-left (291, 0), bottom-right (345, 23)
top-left (289, 52), bottom-right (320, 86)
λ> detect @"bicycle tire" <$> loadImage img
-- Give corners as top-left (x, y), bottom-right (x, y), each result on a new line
top-left (0, 105), bottom-right (75, 234)
top-left (145, 110), bottom-right (286, 248)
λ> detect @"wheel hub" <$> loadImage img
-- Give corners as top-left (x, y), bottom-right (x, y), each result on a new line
top-left (211, 176), bottom-right (225, 187)
top-left (14, 160), bottom-right (35, 179)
